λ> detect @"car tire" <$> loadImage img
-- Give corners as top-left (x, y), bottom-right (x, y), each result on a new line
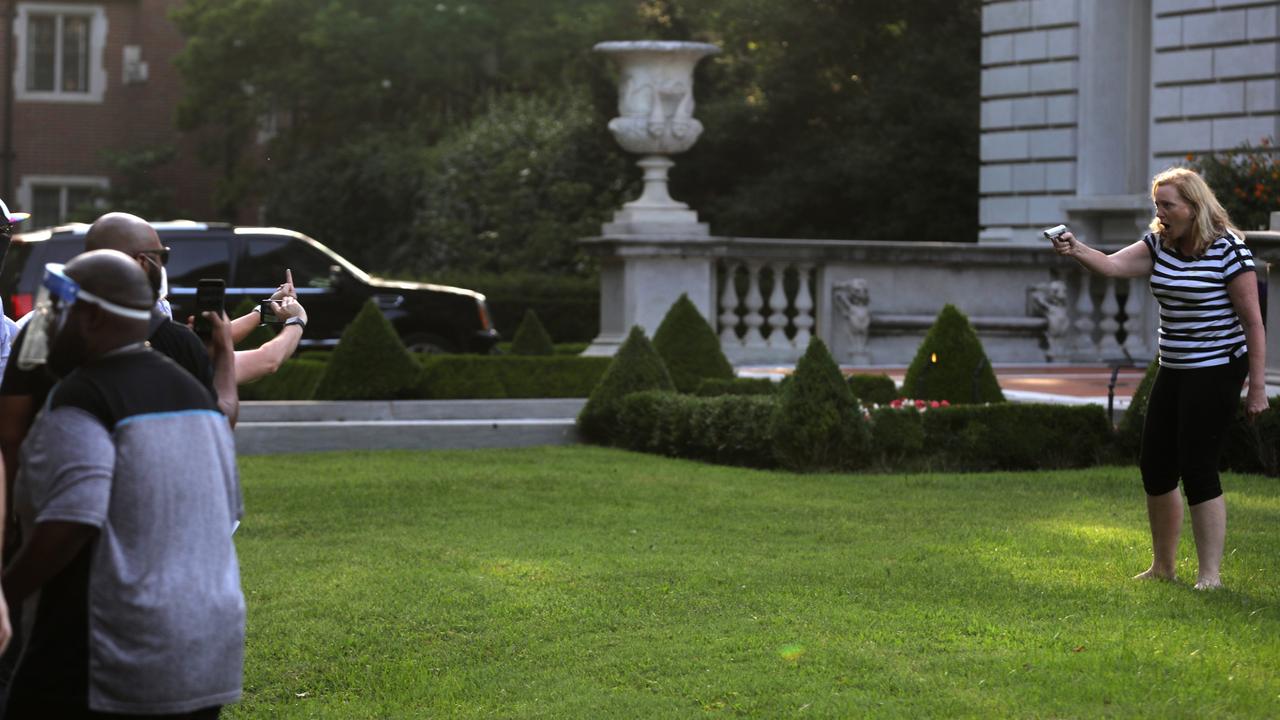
top-left (403, 333), bottom-right (456, 354)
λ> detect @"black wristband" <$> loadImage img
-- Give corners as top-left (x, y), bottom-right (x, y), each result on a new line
top-left (284, 317), bottom-right (306, 331)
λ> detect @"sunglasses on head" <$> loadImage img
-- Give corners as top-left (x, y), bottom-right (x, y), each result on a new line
top-left (134, 246), bottom-right (170, 265)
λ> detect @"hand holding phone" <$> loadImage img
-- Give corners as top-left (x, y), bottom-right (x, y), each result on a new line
top-left (194, 278), bottom-right (226, 339)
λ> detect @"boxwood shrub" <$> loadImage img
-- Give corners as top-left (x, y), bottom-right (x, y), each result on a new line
top-left (921, 403), bottom-right (1112, 471)
top-left (652, 294), bottom-right (735, 393)
top-left (694, 377), bottom-right (777, 397)
top-left (868, 406), bottom-right (925, 469)
top-left (238, 358), bottom-right (327, 401)
top-left (848, 373), bottom-right (898, 405)
top-left (771, 337), bottom-right (870, 472)
top-left (577, 326), bottom-right (674, 444)
top-left (903, 304), bottom-right (1004, 404)
top-left (617, 390), bottom-right (778, 469)
top-left (416, 355), bottom-right (611, 399)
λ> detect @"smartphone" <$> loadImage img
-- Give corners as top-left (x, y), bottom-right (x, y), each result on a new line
top-left (194, 278), bottom-right (226, 339)
top-left (259, 299), bottom-right (284, 323)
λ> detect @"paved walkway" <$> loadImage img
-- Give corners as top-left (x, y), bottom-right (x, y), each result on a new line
top-left (738, 364), bottom-right (1150, 410)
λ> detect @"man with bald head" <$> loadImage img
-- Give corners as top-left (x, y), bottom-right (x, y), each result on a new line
top-left (2, 250), bottom-right (244, 718)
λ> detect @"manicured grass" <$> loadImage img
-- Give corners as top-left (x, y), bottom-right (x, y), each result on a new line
top-left (230, 447), bottom-right (1280, 718)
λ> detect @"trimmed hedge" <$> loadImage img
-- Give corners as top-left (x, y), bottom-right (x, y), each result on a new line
top-left (652, 294), bottom-right (735, 393)
top-left (509, 309), bottom-right (555, 356)
top-left (868, 407), bottom-right (925, 469)
top-left (920, 403), bottom-right (1112, 471)
top-left (577, 326), bottom-right (675, 444)
top-left (617, 391), bottom-right (778, 469)
top-left (313, 300), bottom-right (423, 400)
top-left (903, 304), bottom-right (1004, 404)
top-left (1114, 359), bottom-right (1160, 463)
top-left (238, 358), bottom-right (327, 401)
top-left (848, 373), bottom-right (898, 405)
top-left (416, 355), bottom-right (611, 399)
top-left (694, 377), bottom-right (777, 397)
top-left (771, 337), bottom-right (870, 471)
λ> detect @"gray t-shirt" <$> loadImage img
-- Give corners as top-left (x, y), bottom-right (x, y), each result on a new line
top-left (13, 348), bottom-right (244, 714)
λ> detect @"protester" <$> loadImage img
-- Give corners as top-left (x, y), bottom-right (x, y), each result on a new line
top-left (2, 250), bottom-right (243, 717)
top-left (1051, 167), bottom-right (1265, 590)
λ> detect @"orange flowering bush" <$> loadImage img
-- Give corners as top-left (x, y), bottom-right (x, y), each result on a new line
top-left (1188, 136), bottom-right (1280, 230)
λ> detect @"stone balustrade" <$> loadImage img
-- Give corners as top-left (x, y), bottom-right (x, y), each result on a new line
top-left (585, 231), bottom-right (1280, 373)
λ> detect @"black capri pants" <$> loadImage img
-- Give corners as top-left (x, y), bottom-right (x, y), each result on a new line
top-left (1139, 353), bottom-right (1248, 506)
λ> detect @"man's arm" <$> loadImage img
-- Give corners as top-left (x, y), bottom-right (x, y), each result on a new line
top-left (204, 311), bottom-right (240, 427)
top-left (235, 297), bottom-right (307, 385)
top-left (2, 521), bottom-right (97, 607)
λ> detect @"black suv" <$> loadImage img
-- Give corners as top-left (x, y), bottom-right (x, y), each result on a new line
top-left (0, 222), bottom-right (500, 354)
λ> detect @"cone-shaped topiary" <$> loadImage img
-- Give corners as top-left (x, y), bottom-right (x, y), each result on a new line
top-left (770, 337), bottom-right (870, 471)
top-left (1114, 359), bottom-right (1160, 462)
top-left (313, 299), bottom-right (423, 400)
top-left (231, 299), bottom-right (276, 351)
top-left (509, 309), bottom-right (556, 355)
top-left (577, 326), bottom-right (675, 444)
top-left (902, 304), bottom-right (1004, 404)
top-left (652, 293), bottom-right (736, 393)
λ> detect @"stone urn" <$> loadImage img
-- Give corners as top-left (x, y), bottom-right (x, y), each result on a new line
top-left (594, 40), bottom-right (720, 237)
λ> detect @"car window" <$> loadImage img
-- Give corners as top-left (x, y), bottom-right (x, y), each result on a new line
top-left (239, 237), bottom-right (337, 290)
top-left (166, 237), bottom-right (231, 286)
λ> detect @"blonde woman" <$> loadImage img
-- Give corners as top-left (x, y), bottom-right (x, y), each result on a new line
top-left (1051, 167), bottom-right (1266, 590)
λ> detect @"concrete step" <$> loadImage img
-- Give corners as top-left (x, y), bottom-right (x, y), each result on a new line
top-left (234, 399), bottom-right (586, 456)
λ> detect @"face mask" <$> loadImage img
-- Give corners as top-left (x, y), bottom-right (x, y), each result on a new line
top-left (16, 263), bottom-right (152, 370)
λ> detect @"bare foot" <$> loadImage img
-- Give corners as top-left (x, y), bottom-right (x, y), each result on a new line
top-left (1193, 578), bottom-right (1223, 591)
top-left (1133, 567), bottom-right (1176, 582)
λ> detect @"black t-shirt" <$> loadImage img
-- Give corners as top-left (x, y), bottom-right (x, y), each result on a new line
top-left (0, 312), bottom-right (217, 409)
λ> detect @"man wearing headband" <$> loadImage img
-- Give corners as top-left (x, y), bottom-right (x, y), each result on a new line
top-left (2, 250), bottom-right (244, 717)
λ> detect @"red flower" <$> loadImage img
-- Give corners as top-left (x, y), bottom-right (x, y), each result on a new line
top-left (914, 399), bottom-right (926, 409)
top-left (930, 400), bottom-right (941, 408)
top-left (941, 400), bottom-right (951, 407)
top-left (890, 398), bottom-right (903, 409)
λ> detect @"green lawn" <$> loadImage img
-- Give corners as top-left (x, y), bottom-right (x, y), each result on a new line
top-left (230, 447), bottom-right (1280, 719)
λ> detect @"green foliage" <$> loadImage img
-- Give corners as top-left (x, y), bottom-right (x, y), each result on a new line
top-left (416, 356), bottom-right (611, 399)
top-left (903, 305), bottom-right (1004, 404)
top-left (847, 373), bottom-right (899, 406)
top-left (921, 403), bottom-right (1112, 471)
top-left (405, 92), bottom-right (635, 276)
top-left (313, 300), bottom-right (422, 400)
top-left (868, 407), bottom-right (925, 469)
top-left (577, 326), bottom-right (675, 444)
top-left (1220, 399), bottom-right (1280, 476)
top-left (230, 299), bottom-right (276, 351)
top-left (617, 391), bottom-right (778, 468)
top-left (693, 377), bottom-right (777, 397)
top-left (651, 294), bottom-right (735, 393)
top-left (72, 146), bottom-right (178, 222)
top-left (1189, 136), bottom-right (1280, 230)
top-left (238, 359), bottom-right (326, 401)
top-left (509, 309), bottom-right (556, 356)
top-left (770, 337), bottom-right (870, 471)
top-left (1114, 360), bottom-right (1161, 463)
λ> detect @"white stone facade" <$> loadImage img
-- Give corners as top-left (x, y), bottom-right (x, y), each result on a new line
top-left (980, 0), bottom-right (1280, 245)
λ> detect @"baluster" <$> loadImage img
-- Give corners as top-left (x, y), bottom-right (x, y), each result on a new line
top-left (792, 264), bottom-right (815, 349)
top-left (718, 261), bottom-right (742, 346)
top-left (742, 261), bottom-right (767, 348)
top-left (1098, 276), bottom-right (1121, 357)
top-left (1120, 278), bottom-right (1146, 357)
top-left (1074, 269), bottom-right (1098, 359)
top-left (767, 263), bottom-right (791, 348)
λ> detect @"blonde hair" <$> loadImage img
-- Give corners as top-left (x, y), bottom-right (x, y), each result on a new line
top-left (1149, 167), bottom-right (1241, 256)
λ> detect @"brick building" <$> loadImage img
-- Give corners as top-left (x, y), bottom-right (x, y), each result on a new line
top-left (979, 0), bottom-right (1280, 245)
top-left (0, 0), bottom-right (222, 229)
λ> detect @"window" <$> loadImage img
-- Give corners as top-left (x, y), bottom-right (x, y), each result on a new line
top-left (164, 237), bottom-right (233, 287)
top-left (14, 4), bottom-right (107, 103)
top-left (239, 237), bottom-right (339, 290)
top-left (17, 175), bottom-right (107, 228)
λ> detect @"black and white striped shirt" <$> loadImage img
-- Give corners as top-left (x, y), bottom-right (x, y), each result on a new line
top-left (1144, 230), bottom-right (1255, 369)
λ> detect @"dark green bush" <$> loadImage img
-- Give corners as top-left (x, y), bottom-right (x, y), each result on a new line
top-left (1114, 360), bottom-right (1160, 463)
top-left (509, 309), bottom-right (556, 356)
top-left (921, 403), bottom-right (1112, 471)
top-left (238, 358), bottom-right (327, 401)
top-left (618, 390), bottom-right (777, 469)
top-left (868, 407), bottom-right (925, 469)
top-left (903, 304), bottom-right (1004, 404)
top-left (577, 326), bottom-right (675, 444)
top-left (434, 273), bottom-right (598, 344)
top-left (416, 355), bottom-right (611, 399)
top-left (1219, 397), bottom-right (1280, 476)
top-left (694, 377), bottom-right (777, 397)
top-left (313, 300), bottom-right (423, 400)
top-left (848, 373), bottom-right (899, 406)
top-left (652, 294), bottom-right (735, 393)
top-left (770, 337), bottom-right (870, 471)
